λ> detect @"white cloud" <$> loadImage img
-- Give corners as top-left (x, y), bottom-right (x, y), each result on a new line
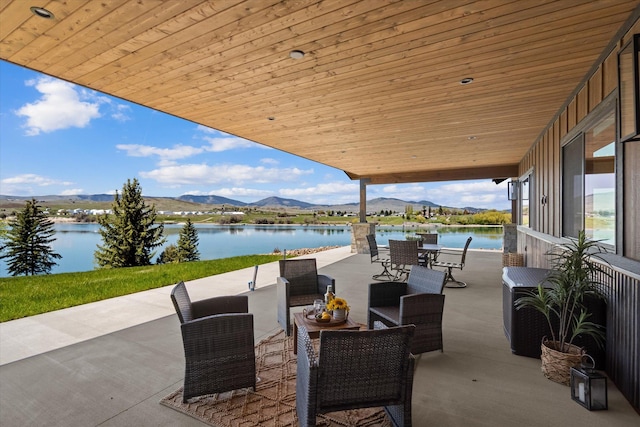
top-left (116, 143), bottom-right (204, 161)
top-left (211, 188), bottom-right (273, 198)
top-left (202, 136), bottom-right (260, 152)
top-left (0, 174), bottom-right (74, 195)
top-left (111, 104), bottom-right (131, 122)
top-left (279, 182), bottom-right (359, 198)
top-left (260, 157), bottom-right (279, 165)
top-left (140, 163), bottom-right (314, 185)
top-left (377, 184), bottom-right (426, 201)
top-left (15, 77), bottom-right (102, 135)
top-left (427, 180), bottom-right (509, 209)
top-left (60, 188), bottom-right (84, 196)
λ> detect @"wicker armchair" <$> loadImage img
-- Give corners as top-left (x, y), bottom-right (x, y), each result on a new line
top-left (296, 322), bottom-right (415, 427)
top-left (366, 234), bottom-right (393, 280)
top-left (389, 239), bottom-right (420, 281)
top-left (277, 259), bottom-right (335, 335)
top-left (170, 281), bottom-right (256, 402)
top-left (368, 265), bottom-right (446, 354)
top-left (432, 236), bottom-right (473, 288)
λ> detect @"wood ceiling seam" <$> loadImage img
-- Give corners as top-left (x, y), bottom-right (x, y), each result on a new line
top-left (81, 0), bottom-right (361, 92)
top-left (140, 18), bottom-right (620, 108)
top-left (70, 0), bottom-right (277, 84)
top-left (0, 0), bottom-right (90, 58)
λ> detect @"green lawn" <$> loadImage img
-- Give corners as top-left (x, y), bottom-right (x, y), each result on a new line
top-left (0, 254), bottom-right (282, 322)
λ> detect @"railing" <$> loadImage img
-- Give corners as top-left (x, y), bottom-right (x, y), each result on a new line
top-left (517, 228), bottom-right (640, 411)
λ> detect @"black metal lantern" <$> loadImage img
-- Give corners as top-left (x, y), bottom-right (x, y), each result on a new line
top-left (507, 181), bottom-right (518, 201)
top-left (618, 34), bottom-right (640, 142)
top-left (570, 355), bottom-right (608, 411)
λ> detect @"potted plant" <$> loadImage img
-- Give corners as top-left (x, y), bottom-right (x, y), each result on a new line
top-left (327, 297), bottom-right (350, 321)
top-left (515, 230), bottom-right (608, 385)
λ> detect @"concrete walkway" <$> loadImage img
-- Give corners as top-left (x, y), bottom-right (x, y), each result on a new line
top-left (0, 246), bottom-right (353, 366)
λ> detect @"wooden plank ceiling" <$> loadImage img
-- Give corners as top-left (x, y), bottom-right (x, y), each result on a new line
top-left (1, 0), bottom-right (638, 184)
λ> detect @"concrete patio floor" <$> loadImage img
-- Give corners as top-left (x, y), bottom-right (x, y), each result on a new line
top-left (0, 247), bottom-right (638, 426)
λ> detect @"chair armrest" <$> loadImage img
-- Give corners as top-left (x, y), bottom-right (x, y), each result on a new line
top-left (398, 293), bottom-right (445, 324)
top-left (296, 324), bottom-right (318, 426)
top-left (191, 295), bottom-right (248, 319)
top-left (317, 274), bottom-right (335, 294)
top-left (368, 281), bottom-right (407, 307)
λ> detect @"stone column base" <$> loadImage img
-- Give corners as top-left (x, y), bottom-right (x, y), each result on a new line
top-left (351, 222), bottom-right (376, 254)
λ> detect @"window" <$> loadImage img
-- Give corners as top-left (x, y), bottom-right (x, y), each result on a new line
top-left (520, 174), bottom-right (531, 227)
top-left (562, 110), bottom-right (616, 245)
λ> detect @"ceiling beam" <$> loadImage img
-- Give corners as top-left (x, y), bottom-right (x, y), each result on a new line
top-left (348, 164), bottom-right (520, 185)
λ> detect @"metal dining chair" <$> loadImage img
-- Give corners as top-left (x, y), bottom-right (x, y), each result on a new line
top-left (389, 239), bottom-right (420, 281)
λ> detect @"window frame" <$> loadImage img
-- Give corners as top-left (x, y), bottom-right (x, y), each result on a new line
top-left (560, 95), bottom-right (618, 250)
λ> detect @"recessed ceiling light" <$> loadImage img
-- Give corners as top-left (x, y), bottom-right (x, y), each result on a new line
top-left (468, 136), bottom-right (477, 140)
top-left (460, 77), bottom-right (474, 85)
top-left (267, 117), bottom-right (275, 121)
top-left (30, 6), bottom-right (54, 19)
top-left (289, 50), bottom-right (305, 59)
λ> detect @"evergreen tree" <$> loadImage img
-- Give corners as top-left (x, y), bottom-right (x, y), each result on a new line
top-left (177, 218), bottom-right (200, 262)
top-left (94, 178), bottom-right (165, 268)
top-left (0, 199), bottom-right (61, 276)
top-left (156, 244), bottom-right (179, 264)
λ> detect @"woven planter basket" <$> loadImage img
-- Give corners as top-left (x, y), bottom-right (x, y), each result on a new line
top-left (540, 339), bottom-right (584, 386)
top-left (502, 253), bottom-right (524, 267)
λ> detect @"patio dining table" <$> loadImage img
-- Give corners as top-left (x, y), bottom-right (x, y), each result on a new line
top-left (418, 244), bottom-right (442, 268)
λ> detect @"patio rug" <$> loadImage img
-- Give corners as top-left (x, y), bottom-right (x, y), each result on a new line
top-left (160, 329), bottom-right (392, 426)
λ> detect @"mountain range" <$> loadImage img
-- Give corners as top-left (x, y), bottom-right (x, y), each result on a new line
top-left (0, 194), bottom-right (486, 213)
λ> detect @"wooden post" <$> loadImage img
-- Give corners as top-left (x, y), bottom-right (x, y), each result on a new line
top-left (359, 179), bottom-right (369, 223)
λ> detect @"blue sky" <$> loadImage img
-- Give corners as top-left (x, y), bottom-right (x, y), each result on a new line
top-left (0, 61), bottom-right (510, 209)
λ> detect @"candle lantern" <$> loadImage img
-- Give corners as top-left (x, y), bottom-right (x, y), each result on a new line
top-left (570, 355), bottom-right (608, 411)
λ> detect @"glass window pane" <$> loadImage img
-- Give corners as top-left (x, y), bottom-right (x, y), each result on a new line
top-left (585, 111), bottom-right (615, 245)
top-left (563, 135), bottom-right (584, 238)
top-left (521, 177), bottom-right (529, 227)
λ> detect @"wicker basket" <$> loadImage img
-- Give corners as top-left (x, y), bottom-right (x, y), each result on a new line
top-left (540, 339), bottom-right (584, 385)
top-left (502, 253), bottom-right (524, 267)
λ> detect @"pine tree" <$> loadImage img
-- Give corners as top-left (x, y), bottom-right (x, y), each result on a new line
top-left (177, 218), bottom-right (200, 262)
top-left (94, 178), bottom-right (165, 268)
top-left (0, 198), bottom-right (61, 276)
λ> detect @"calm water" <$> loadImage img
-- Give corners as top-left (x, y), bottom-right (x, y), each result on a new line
top-left (0, 223), bottom-right (503, 277)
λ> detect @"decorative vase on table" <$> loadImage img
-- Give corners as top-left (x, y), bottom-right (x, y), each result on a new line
top-left (333, 308), bottom-right (348, 321)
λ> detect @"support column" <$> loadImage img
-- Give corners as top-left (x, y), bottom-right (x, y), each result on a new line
top-left (351, 222), bottom-right (376, 254)
top-left (359, 179), bottom-right (369, 223)
top-left (352, 178), bottom-right (372, 253)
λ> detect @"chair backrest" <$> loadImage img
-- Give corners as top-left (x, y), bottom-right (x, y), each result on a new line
top-left (418, 233), bottom-right (438, 245)
top-left (279, 259), bottom-right (319, 296)
top-left (317, 325), bottom-right (414, 407)
top-left (389, 239), bottom-right (419, 266)
top-left (407, 265), bottom-right (447, 294)
top-left (171, 281), bottom-right (193, 323)
top-left (366, 234), bottom-right (379, 259)
top-left (460, 236), bottom-right (473, 265)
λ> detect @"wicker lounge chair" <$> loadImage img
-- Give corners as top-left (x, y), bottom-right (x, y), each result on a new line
top-left (277, 259), bottom-right (335, 335)
top-left (368, 265), bottom-right (446, 354)
top-left (366, 234), bottom-right (393, 280)
top-left (170, 281), bottom-right (256, 402)
top-left (296, 322), bottom-right (415, 427)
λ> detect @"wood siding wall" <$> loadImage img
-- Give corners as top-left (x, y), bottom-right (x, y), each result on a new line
top-left (517, 19), bottom-right (640, 412)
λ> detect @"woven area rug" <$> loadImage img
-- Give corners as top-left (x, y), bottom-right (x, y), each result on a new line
top-left (160, 329), bottom-right (392, 426)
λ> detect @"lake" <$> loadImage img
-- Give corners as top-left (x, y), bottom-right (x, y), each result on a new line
top-left (0, 223), bottom-right (504, 277)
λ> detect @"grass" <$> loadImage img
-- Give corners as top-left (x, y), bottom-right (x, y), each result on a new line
top-left (0, 254), bottom-right (283, 322)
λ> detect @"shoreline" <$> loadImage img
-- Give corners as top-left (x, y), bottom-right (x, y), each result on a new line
top-left (46, 216), bottom-right (505, 229)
